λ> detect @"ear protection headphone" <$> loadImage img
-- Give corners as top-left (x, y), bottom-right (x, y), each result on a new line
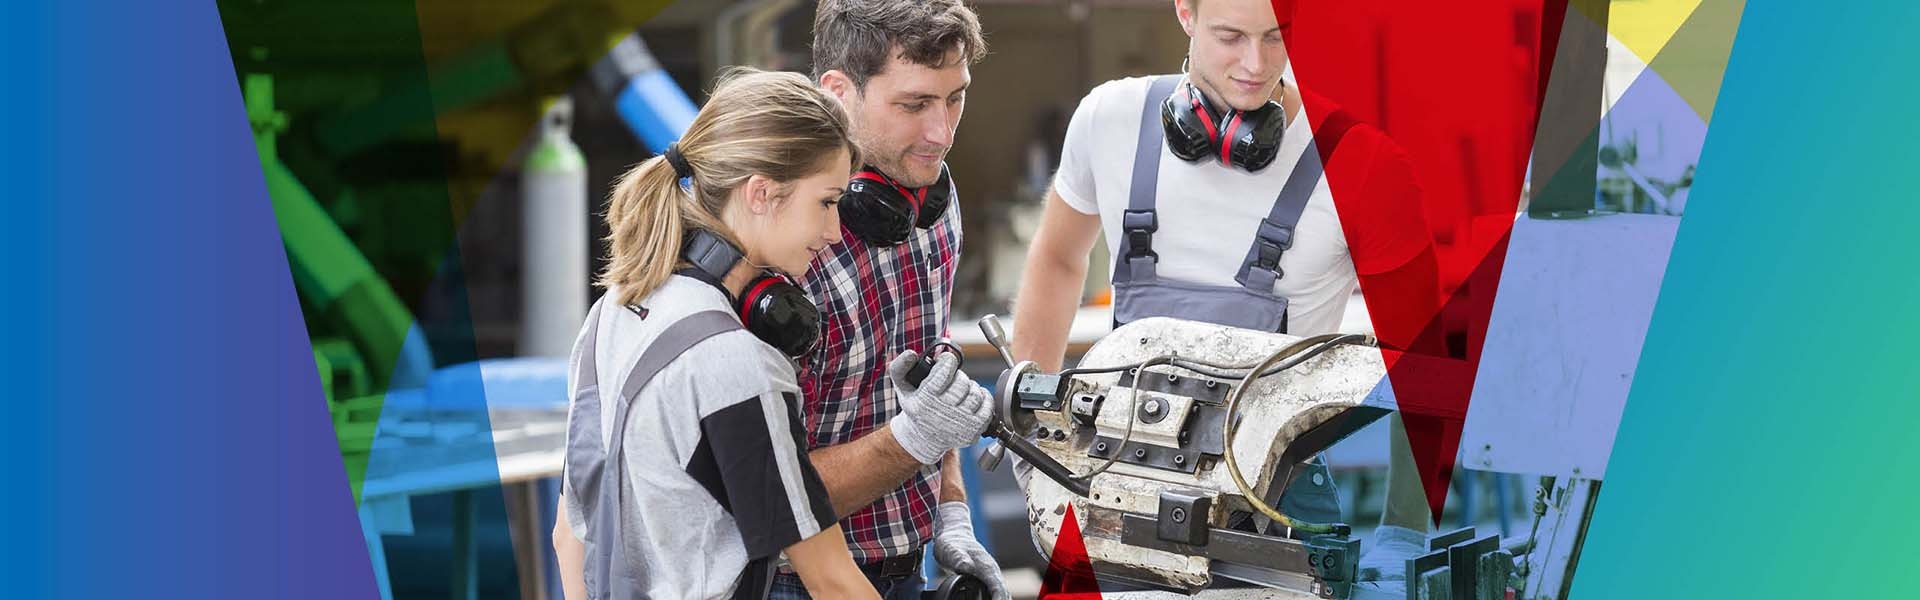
top-left (838, 163), bottom-right (954, 246)
top-left (1161, 80), bottom-right (1287, 172)
top-left (678, 229), bottom-right (821, 358)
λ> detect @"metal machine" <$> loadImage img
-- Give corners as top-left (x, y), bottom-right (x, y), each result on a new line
top-left (960, 209), bottom-right (1644, 600)
top-left (969, 315), bottom-right (1392, 598)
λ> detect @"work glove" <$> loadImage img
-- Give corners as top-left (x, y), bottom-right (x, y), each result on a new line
top-left (932, 502), bottom-right (1010, 600)
top-left (887, 350), bottom-right (993, 465)
top-left (1356, 524), bottom-right (1427, 581)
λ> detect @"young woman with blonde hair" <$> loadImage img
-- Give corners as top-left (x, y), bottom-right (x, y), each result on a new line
top-left (550, 68), bottom-right (984, 600)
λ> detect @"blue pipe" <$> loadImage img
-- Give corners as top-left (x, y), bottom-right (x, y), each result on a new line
top-left (613, 68), bottom-right (697, 153)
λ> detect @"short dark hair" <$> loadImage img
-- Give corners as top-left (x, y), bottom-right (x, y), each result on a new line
top-left (811, 0), bottom-right (987, 90)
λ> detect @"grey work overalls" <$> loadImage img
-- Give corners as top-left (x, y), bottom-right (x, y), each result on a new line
top-left (564, 299), bottom-right (776, 600)
top-left (1112, 75), bottom-right (1357, 526)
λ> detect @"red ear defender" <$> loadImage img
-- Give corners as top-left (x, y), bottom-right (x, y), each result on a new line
top-left (1224, 102), bottom-right (1285, 170)
top-left (735, 276), bottom-right (784, 328)
top-left (1161, 80), bottom-right (1286, 171)
top-left (1163, 82), bottom-right (1223, 163)
top-left (732, 271), bottom-right (819, 358)
top-left (838, 164), bottom-right (954, 246)
top-left (1219, 110), bottom-right (1244, 164)
top-left (913, 163), bottom-right (954, 229)
top-left (678, 229), bottom-right (822, 358)
top-left (1192, 88), bottom-right (1222, 143)
top-left (839, 169), bottom-right (916, 246)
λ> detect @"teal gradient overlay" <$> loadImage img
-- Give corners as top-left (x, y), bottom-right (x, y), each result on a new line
top-left (1572, 1), bottom-right (1920, 597)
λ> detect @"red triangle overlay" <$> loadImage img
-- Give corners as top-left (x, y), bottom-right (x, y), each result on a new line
top-left (1037, 504), bottom-right (1104, 600)
top-left (1277, 0), bottom-right (1569, 521)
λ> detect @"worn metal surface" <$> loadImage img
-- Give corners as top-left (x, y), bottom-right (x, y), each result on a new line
top-left (1521, 478), bottom-right (1600, 600)
top-left (1462, 214), bottom-right (1679, 479)
top-left (1117, 512), bottom-right (1341, 595)
top-left (1023, 317), bottom-right (1389, 591)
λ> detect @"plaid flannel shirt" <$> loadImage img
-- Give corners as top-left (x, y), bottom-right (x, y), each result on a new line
top-left (795, 197), bottom-right (962, 562)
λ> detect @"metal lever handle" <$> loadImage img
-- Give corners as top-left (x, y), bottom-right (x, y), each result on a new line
top-left (975, 440), bottom-right (1006, 472)
top-left (987, 421), bottom-right (1091, 497)
top-left (976, 314), bottom-right (1017, 369)
top-left (973, 319), bottom-right (1096, 497)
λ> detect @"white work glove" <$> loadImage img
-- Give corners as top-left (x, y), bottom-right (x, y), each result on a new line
top-left (888, 351), bottom-right (993, 464)
top-left (1356, 524), bottom-right (1427, 581)
top-left (933, 502), bottom-right (1010, 600)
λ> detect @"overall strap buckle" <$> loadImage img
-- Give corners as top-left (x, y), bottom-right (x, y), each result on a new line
top-left (1122, 209), bottom-right (1160, 260)
top-left (1249, 218), bottom-right (1293, 279)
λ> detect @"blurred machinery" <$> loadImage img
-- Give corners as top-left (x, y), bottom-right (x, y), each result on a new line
top-left (225, 1), bottom-right (707, 598)
top-left (235, 0), bottom-right (695, 486)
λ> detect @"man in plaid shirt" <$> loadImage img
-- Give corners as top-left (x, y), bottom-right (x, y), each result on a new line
top-left (769, 2), bottom-right (1006, 600)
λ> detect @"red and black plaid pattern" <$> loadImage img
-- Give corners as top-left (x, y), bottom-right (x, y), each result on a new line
top-left (796, 200), bottom-right (962, 562)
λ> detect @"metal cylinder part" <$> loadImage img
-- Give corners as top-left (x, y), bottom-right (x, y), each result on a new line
top-left (520, 97), bottom-right (588, 357)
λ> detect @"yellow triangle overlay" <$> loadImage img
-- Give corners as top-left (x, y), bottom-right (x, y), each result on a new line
top-left (1608, 0), bottom-right (1705, 63)
top-left (1607, 0), bottom-right (1747, 123)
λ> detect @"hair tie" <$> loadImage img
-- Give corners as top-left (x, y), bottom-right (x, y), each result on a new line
top-left (663, 143), bottom-right (694, 179)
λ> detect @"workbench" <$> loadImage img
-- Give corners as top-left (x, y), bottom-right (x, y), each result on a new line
top-left (358, 358), bottom-right (570, 600)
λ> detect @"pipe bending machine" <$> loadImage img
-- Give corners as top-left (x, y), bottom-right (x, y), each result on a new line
top-left (970, 315), bottom-right (1393, 598)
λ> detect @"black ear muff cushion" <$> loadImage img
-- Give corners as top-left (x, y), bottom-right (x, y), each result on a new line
top-left (1162, 87), bottom-right (1215, 163)
top-left (1230, 103), bottom-right (1286, 171)
top-left (1219, 110), bottom-right (1244, 164)
top-left (914, 164), bottom-right (955, 229)
top-left (739, 275), bottom-right (821, 358)
top-left (840, 172), bottom-right (916, 246)
top-left (1194, 93), bottom-right (1223, 142)
top-left (736, 276), bottom-right (783, 328)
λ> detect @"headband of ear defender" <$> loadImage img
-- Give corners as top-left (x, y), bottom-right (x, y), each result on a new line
top-left (678, 229), bottom-right (821, 358)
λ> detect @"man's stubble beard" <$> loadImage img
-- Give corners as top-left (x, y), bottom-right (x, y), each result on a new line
top-left (850, 104), bottom-right (943, 188)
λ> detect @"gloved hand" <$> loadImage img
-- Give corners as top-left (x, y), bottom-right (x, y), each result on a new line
top-left (932, 502), bottom-right (1010, 600)
top-left (1356, 524), bottom-right (1427, 581)
top-left (888, 350), bottom-right (993, 464)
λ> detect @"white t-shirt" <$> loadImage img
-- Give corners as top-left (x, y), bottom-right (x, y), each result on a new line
top-left (1054, 75), bottom-right (1358, 336)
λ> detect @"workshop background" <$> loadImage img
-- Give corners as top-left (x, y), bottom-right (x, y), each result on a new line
top-left (209, 0), bottom-right (1736, 598)
top-left (7, 0), bottom-right (1920, 599)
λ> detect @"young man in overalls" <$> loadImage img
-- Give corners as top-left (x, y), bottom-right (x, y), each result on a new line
top-left (1009, 0), bottom-right (1443, 581)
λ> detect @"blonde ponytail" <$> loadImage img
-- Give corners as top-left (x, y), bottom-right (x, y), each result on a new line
top-left (595, 68), bottom-right (859, 305)
top-left (598, 156), bottom-right (692, 305)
